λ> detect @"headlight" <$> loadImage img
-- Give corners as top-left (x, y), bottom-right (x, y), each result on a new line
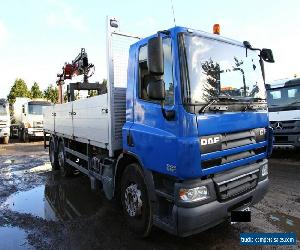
top-left (179, 186), bottom-right (209, 202)
top-left (25, 122), bottom-right (32, 128)
top-left (261, 164), bottom-right (268, 177)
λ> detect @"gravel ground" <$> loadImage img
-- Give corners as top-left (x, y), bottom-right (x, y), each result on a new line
top-left (0, 141), bottom-right (299, 249)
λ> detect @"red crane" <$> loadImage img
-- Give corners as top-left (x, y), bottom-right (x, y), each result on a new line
top-left (56, 48), bottom-right (95, 103)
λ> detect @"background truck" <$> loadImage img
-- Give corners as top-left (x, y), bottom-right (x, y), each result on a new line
top-left (267, 78), bottom-right (300, 149)
top-left (44, 17), bottom-right (274, 237)
top-left (0, 98), bottom-right (10, 144)
top-left (11, 97), bottom-right (52, 142)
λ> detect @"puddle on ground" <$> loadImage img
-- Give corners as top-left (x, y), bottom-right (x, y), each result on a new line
top-left (268, 211), bottom-right (300, 238)
top-left (4, 186), bottom-right (48, 219)
top-left (0, 226), bottom-right (31, 249)
top-left (4, 174), bottom-right (103, 221)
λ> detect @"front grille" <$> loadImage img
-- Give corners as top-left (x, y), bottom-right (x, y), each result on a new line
top-left (214, 169), bottom-right (259, 201)
top-left (270, 120), bottom-right (297, 131)
top-left (222, 130), bottom-right (256, 150)
top-left (201, 128), bottom-right (266, 169)
top-left (33, 121), bottom-right (43, 128)
top-left (274, 136), bottom-right (288, 143)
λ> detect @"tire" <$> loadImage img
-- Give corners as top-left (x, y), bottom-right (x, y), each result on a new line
top-left (120, 163), bottom-right (152, 237)
top-left (21, 129), bottom-right (29, 143)
top-left (3, 136), bottom-right (9, 144)
top-left (18, 130), bottom-right (22, 142)
top-left (49, 139), bottom-right (59, 170)
top-left (58, 140), bottom-right (74, 177)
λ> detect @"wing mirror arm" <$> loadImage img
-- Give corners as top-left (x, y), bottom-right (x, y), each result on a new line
top-left (147, 34), bottom-right (175, 121)
top-left (243, 41), bottom-right (274, 84)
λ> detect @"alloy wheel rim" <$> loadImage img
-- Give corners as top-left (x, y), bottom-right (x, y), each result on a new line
top-left (124, 183), bottom-right (143, 217)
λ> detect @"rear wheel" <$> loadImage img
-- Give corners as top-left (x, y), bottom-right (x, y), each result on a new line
top-left (58, 141), bottom-right (74, 177)
top-left (120, 163), bottom-right (152, 237)
top-left (49, 139), bottom-right (59, 170)
top-left (3, 136), bottom-right (9, 144)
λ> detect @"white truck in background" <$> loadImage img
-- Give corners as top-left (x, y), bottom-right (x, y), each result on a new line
top-left (0, 99), bottom-right (10, 144)
top-left (11, 97), bottom-right (52, 142)
top-left (266, 78), bottom-right (300, 149)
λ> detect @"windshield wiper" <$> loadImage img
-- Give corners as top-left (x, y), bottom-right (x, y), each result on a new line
top-left (287, 101), bottom-right (300, 106)
top-left (199, 96), bottom-right (239, 114)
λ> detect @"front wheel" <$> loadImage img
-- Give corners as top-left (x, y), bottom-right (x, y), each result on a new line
top-left (3, 136), bottom-right (9, 144)
top-left (21, 129), bottom-right (29, 143)
top-left (120, 163), bottom-right (152, 237)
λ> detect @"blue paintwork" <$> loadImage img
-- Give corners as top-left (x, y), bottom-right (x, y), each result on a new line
top-left (202, 153), bottom-right (267, 176)
top-left (122, 26), bottom-right (271, 180)
top-left (201, 141), bottom-right (267, 161)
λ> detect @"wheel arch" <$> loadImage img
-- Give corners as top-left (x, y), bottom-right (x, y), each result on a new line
top-left (114, 152), bottom-right (156, 202)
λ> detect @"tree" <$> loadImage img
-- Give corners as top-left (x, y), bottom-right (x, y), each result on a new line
top-left (30, 82), bottom-right (43, 99)
top-left (201, 59), bottom-right (220, 102)
top-left (44, 84), bottom-right (58, 103)
top-left (63, 90), bottom-right (68, 102)
top-left (7, 78), bottom-right (31, 105)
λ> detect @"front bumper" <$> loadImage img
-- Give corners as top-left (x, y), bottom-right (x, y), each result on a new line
top-left (27, 128), bottom-right (44, 137)
top-left (153, 160), bottom-right (269, 237)
top-left (176, 178), bottom-right (268, 236)
top-left (0, 127), bottom-right (10, 138)
top-left (273, 133), bottom-right (300, 149)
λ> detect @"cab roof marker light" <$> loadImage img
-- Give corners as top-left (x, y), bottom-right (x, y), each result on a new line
top-left (213, 24), bottom-right (220, 35)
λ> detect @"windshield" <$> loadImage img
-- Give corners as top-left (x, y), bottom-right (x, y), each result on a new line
top-left (182, 34), bottom-right (265, 104)
top-left (267, 85), bottom-right (300, 108)
top-left (0, 104), bottom-right (8, 116)
top-left (28, 103), bottom-right (51, 115)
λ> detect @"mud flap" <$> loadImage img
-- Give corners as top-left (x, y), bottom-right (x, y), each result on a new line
top-left (102, 166), bottom-right (114, 200)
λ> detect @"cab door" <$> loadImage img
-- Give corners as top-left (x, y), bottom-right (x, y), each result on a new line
top-left (129, 38), bottom-right (179, 176)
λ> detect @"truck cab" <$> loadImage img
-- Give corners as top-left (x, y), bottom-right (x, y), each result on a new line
top-left (120, 26), bottom-right (273, 236)
top-left (11, 98), bottom-right (52, 142)
top-left (0, 99), bottom-right (10, 144)
top-left (267, 78), bottom-right (300, 149)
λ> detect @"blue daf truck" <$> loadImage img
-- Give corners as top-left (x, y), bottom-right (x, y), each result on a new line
top-left (44, 18), bottom-right (274, 237)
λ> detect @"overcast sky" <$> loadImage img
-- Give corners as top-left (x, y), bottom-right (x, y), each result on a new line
top-left (0, 0), bottom-right (299, 98)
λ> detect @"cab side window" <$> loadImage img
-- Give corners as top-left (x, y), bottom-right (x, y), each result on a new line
top-left (138, 38), bottom-right (174, 105)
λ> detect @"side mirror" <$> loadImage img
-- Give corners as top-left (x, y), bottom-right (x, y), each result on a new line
top-left (147, 36), bottom-right (164, 75)
top-left (261, 49), bottom-right (275, 63)
top-left (147, 79), bottom-right (165, 100)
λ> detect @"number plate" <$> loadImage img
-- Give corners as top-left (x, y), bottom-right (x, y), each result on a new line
top-left (231, 207), bottom-right (251, 223)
